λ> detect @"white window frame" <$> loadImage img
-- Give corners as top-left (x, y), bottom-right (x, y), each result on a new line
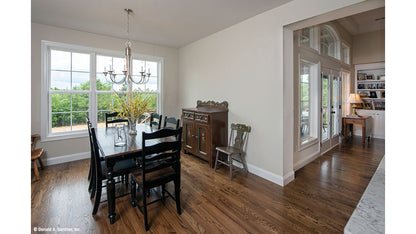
top-left (341, 42), bottom-right (351, 65)
top-left (298, 58), bottom-right (319, 150)
top-left (299, 26), bottom-right (319, 51)
top-left (41, 41), bottom-right (164, 142)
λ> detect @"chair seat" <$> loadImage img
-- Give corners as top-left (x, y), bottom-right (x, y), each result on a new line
top-left (131, 166), bottom-right (175, 185)
top-left (31, 148), bottom-right (43, 160)
top-left (215, 146), bottom-right (243, 155)
top-left (101, 158), bottom-right (138, 177)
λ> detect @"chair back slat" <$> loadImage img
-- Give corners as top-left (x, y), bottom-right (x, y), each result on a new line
top-left (142, 141), bottom-right (182, 156)
top-left (229, 123), bottom-right (251, 150)
top-left (105, 112), bottom-right (128, 127)
top-left (150, 113), bottom-right (162, 129)
top-left (163, 116), bottom-right (180, 129)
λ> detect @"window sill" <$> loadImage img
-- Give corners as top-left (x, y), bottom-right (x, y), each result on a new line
top-left (298, 137), bottom-right (318, 151)
top-left (42, 130), bottom-right (88, 142)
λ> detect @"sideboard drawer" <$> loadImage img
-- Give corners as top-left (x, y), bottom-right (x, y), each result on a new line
top-left (195, 113), bottom-right (209, 123)
top-left (183, 111), bottom-right (195, 120)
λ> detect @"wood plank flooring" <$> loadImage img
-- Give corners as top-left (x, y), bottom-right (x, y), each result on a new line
top-left (31, 137), bottom-right (384, 233)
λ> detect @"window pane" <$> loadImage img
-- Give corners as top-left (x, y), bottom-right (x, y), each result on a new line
top-left (301, 28), bottom-right (311, 47)
top-left (96, 73), bottom-right (112, 91)
top-left (146, 93), bottom-right (158, 111)
top-left (300, 62), bottom-right (311, 139)
top-left (72, 53), bottom-right (90, 72)
top-left (51, 71), bottom-right (71, 90)
top-left (113, 57), bottom-right (126, 74)
top-left (97, 110), bottom-right (111, 128)
top-left (72, 93), bottom-right (89, 112)
top-left (133, 59), bottom-right (145, 75)
top-left (72, 72), bottom-right (90, 90)
top-left (145, 76), bottom-right (158, 92)
top-left (51, 93), bottom-right (71, 112)
top-left (72, 112), bottom-right (89, 131)
top-left (51, 113), bottom-right (71, 133)
top-left (51, 50), bottom-right (70, 70)
top-left (97, 55), bottom-right (112, 73)
top-left (322, 76), bottom-right (329, 141)
top-left (97, 93), bottom-right (114, 111)
top-left (146, 61), bottom-right (158, 76)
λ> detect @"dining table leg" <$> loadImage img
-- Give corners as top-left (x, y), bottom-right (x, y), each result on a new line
top-left (106, 160), bottom-right (116, 224)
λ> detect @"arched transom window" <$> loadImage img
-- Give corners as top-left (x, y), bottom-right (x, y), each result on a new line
top-left (320, 25), bottom-right (340, 59)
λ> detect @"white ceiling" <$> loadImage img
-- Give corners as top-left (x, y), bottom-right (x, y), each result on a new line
top-left (336, 7), bottom-right (385, 35)
top-left (32, 0), bottom-right (291, 48)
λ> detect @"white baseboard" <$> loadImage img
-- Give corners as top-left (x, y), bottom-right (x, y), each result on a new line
top-left (294, 150), bottom-right (321, 172)
top-left (45, 152), bottom-right (90, 166)
top-left (232, 160), bottom-right (294, 187)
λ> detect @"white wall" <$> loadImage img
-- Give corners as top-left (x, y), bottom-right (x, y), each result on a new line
top-left (32, 23), bottom-right (180, 161)
top-left (178, 0), bottom-right (365, 185)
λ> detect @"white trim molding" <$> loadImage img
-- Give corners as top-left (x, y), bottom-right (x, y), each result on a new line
top-left (233, 161), bottom-right (294, 187)
top-left (44, 152), bottom-right (89, 166)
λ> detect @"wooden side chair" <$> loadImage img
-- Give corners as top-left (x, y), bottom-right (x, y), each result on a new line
top-left (130, 127), bottom-right (182, 231)
top-left (214, 123), bottom-right (251, 180)
top-left (105, 112), bottom-right (128, 127)
top-left (87, 124), bottom-right (139, 215)
top-left (163, 116), bottom-right (180, 129)
top-left (31, 134), bottom-right (45, 181)
top-left (150, 113), bottom-right (162, 129)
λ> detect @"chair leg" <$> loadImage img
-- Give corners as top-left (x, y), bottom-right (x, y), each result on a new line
top-left (143, 188), bottom-right (149, 231)
top-left (214, 150), bottom-right (219, 171)
top-left (38, 158), bottom-right (45, 170)
top-left (33, 160), bottom-right (40, 180)
top-left (88, 163), bottom-right (92, 181)
top-left (239, 153), bottom-right (248, 173)
top-left (161, 184), bottom-right (166, 202)
top-left (131, 178), bottom-right (136, 207)
top-left (175, 178), bottom-right (181, 215)
top-left (90, 168), bottom-right (97, 199)
top-left (229, 154), bottom-right (233, 181)
top-left (92, 181), bottom-right (102, 215)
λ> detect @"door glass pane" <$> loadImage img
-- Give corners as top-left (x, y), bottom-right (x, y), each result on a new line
top-left (322, 75), bottom-right (329, 141)
top-left (332, 76), bottom-right (339, 137)
top-left (300, 62), bottom-right (310, 138)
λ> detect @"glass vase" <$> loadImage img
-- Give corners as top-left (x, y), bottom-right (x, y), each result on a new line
top-left (128, 118), bottom-right (137, 135)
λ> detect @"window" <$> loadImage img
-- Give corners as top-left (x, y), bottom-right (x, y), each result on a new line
top-left (320, 25), bottom-right (340, 59)
top-left (49, 50), bottom-right (90, 134)
top-left (341, 43), bottom-right (350, 64)
top-left (41, 41), bottom-right (163, 141)
top-left (299, 60), bottom-right (318, 148)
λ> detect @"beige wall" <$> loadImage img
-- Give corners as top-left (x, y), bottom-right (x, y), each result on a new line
top-left (353, 29), bottom-right (385, 65)
top-left (32, 23), bottom-right (179, 161)
top-left (178, 0), bottom-right (365, 184)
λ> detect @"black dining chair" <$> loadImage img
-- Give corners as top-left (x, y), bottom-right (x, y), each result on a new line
top-left (87, 124), bottom-right (139, 215)
top-left (149, 113), bottom-right (162, 129)
top-left (105, 112), bottom-right (128, 127)
top-left (163, 116), bottom-right (180, 129)
top-left (130, 127), bottom-right (182, 231)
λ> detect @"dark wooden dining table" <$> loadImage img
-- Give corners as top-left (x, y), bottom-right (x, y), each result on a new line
top-left (96, 124), bottom-right (157, 224)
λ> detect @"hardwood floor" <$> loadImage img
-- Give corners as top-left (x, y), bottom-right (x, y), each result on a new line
top-left (31, 138), bottom-right (384, 233)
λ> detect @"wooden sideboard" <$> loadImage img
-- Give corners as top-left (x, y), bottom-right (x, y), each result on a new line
top-left (182, 100), bottom-right (228, 168)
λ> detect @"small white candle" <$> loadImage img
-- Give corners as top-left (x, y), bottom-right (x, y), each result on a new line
top-left (141, 66), bottom-right (144, 72)
top-left (104, 67), bottom-right (106, 72)
top-left (124, 65), bottom-right (126, 70)
top-left (148, 68), bottom-right (150, 73)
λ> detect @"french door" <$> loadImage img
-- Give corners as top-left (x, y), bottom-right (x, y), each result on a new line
top-left (321, 68), bottom-right (342, 153)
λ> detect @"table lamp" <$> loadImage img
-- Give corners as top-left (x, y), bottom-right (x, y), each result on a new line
top-left (348, 93), bottom-right (363, 116)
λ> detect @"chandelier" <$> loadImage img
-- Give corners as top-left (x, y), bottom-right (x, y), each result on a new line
top-left (103, 9), bottom-right (150, 85)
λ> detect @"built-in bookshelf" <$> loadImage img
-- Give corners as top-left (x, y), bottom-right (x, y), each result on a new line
top-left (355, 62), bottom-right (385, 111)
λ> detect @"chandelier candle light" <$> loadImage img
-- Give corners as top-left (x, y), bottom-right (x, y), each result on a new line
top-left (103, 9), bottom-right (151, 85)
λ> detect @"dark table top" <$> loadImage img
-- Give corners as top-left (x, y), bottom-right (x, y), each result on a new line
top-left (96, 124), bottom-right (158, 159)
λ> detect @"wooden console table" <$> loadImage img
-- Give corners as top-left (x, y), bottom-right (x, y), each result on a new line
top-left (343, 116), bottom-right (372, 144)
